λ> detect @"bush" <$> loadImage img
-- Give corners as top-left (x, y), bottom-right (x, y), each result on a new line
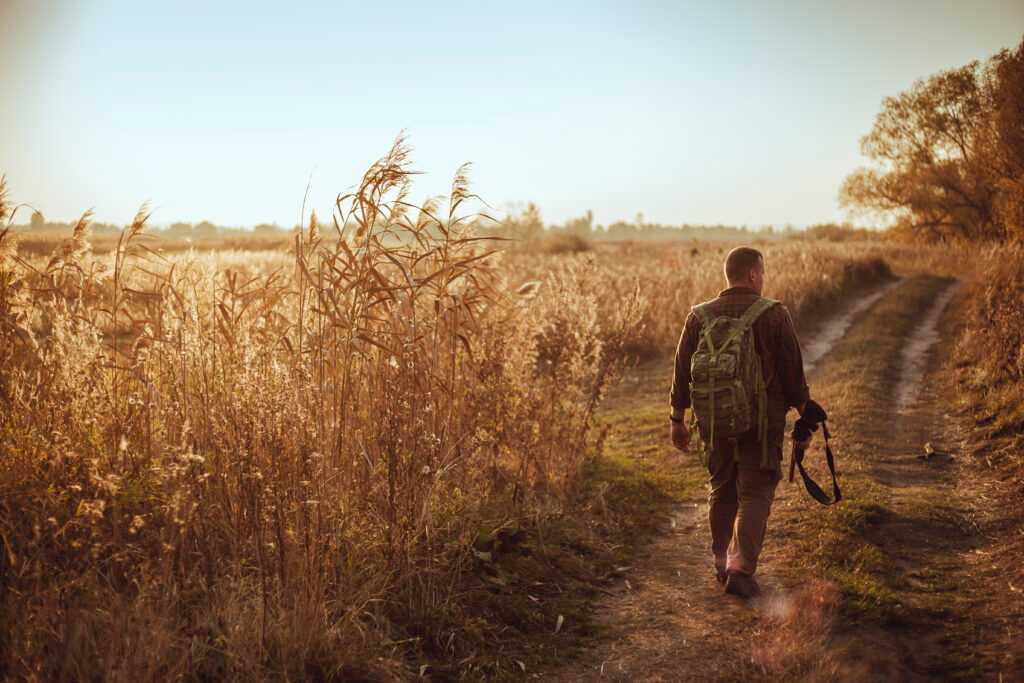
top-left (533, 232), bottom-right (592, 254)
top-left (955, 242), bottom-right (1024, 441)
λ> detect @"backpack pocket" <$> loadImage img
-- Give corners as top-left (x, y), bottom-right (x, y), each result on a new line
top-left (690, 350), bottom-right (738, 383)
top-left (690, 380), bottom-right (752, 441)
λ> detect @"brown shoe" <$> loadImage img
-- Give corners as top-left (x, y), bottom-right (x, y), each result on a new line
top-left (715, 567), bottom-right (727, 585)
top-left (724, 571), bottom-right (760, 599)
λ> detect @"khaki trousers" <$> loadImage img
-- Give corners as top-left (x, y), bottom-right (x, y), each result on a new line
top-left (707, 445), bottom-right (781, 576)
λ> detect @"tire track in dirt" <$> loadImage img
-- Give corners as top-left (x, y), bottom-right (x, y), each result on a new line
top-left (825, 278), bottom-right (972, 681)
top-left (774, 276), bottom-right (987, 682)
top-left (802, 279), bottom-right (901, 374)
top-left (894, 282), bottom-right (961, 412)
top-left (538, 279), bottom-right (902, 682)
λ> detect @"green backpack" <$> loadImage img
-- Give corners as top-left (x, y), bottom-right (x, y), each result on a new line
top-left (689, 297), bottom-right (778, 466)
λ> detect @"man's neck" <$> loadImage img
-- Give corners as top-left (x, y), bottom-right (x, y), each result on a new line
top-left (724, 282), bottom-right (760, 294)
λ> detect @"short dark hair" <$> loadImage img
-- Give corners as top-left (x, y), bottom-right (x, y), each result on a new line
top-left (724, 246), bottom-right (764, 283)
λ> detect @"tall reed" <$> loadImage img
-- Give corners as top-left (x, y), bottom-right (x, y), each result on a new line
top-left (0, 142), bottom-right (643, 680)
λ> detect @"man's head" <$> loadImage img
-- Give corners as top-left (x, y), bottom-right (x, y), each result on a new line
top-left (724, 246), bottom-right (765, 294)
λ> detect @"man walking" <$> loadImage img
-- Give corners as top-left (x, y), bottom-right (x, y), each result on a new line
top-left (668, 246), bottom-right (810, 598)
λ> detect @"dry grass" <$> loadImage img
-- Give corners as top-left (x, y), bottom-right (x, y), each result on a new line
top-left (13, 228), bottom-right (294, 258)
top-left (0, 156), bottom-right (922, 680)
top-left (501, 239), bottom-right (931, 357)
top-left (0, 145), bottom-right (647, 680)
top-left (954, 243), bottom-right (1024, 444)
top-left (948, 242), bottom-right (1024, 676)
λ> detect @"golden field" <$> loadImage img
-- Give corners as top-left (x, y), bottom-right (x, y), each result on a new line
top-left (0, 146), bottom-right (977, 680)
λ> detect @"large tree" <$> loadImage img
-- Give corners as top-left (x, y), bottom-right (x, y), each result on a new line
top-left (841, 38), bottom-right (1024, 242)
top-left (990, 40), bottom-right (1024, 238)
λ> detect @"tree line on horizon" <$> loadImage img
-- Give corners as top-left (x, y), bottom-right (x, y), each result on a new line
top-left (11, 205), bottom-right (872, 247)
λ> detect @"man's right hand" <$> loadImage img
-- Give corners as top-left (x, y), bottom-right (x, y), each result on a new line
top-left (792, 415), bottom-right (816, 451)
top-left (670, 421), bottom-right (690, 451)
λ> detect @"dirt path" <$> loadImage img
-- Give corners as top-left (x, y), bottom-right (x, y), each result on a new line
top-left (814, 278), bottom-right (982, 681)
top-left (801, 279), bottom-right (900, 374)
top-left (539, 276), bottom-right (993, 681)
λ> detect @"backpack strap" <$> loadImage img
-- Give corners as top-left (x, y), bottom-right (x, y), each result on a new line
top-left (720, 297), bottom-right (778, 351)
top-left (722, 297), bottom-right (777, 467)
top-left (755, 352), bottom-right (769, 468)
top-left (692, 303), bottom-right (713, 326)
top-left (691, 303), bottom-right (718, 450)
top-left (740, 296), bottom-right (779, 327)
top-left (691, 303), bottom-right (716, 353)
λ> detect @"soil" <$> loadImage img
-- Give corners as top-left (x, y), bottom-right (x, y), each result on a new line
top-left (536, 276), bottom-right (1005, 682)
top-left (801, 279), bottom-right (899, 374)
top-left (895, 281), bottom-right (960, 412)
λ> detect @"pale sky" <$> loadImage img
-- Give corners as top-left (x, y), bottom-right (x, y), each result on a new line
top-left (2, 1), bottom-right (1022, 229)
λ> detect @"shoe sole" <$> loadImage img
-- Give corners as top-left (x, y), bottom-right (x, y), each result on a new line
top-left (724, 573), bottom-right (760, 599)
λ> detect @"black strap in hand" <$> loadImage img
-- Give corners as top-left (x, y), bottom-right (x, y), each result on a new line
top-left (789, 403), bottom-right (842, 506)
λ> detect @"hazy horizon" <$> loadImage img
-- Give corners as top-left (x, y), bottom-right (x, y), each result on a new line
top-left (3, 1), bottom-right (1022, 230)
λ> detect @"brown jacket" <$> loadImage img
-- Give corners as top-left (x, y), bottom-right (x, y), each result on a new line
top-left (670, 286), bottom-right (809, 467)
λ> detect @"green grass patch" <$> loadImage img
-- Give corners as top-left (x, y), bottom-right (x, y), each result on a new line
top-left (583, 395), bottom-right (706, 552)
top-left (413, 398), bottom-right (708, 679)
top-left (792, 477), bottom-right (903, 623)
